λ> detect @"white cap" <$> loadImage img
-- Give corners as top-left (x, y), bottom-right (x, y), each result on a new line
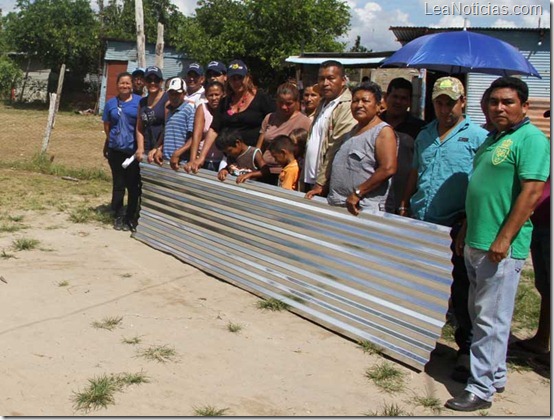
top-left (167, 77), bottom-right (185, 93)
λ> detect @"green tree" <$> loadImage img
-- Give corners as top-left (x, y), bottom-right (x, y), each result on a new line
top-left (176, 0), bottom-right (351, 90)
top-left (0, 55), bottom-right (22, 99)
top-left (3, 0), bottom-right (100, 78)
top-left (350, 35), bottom-right (370, 53)
top-left (100, 0), bottom-right (186, 46)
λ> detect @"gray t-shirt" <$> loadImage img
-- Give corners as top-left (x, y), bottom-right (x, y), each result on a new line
top-left (327, 121), bottom-right (397, 212)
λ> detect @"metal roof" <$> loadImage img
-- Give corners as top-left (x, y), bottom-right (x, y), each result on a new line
top-left (134, 164), bottom-right (453, 371)
top-left (285, 51), bottom-right (394, 67)
top-left (390, 26), bottom-right (550, 45)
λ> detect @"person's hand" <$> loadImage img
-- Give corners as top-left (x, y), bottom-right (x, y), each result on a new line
top-left (183, 161), bottom-right (193, 173)
top-left (487, 237), bottom-right (510, 263)
top-left (190, 157), bottom-right (205, 174)
top-left (217, 169), bottom-right (228, 182)
top-left (147, 148), bottom-right (157, 163)
top-left (236, 173), bottom-right (252, 184)
top-left (397, 204), bottom-right (409, 217)
top-left (134, 148), bottom-right (144, 163)
top-left (152, 148), bottom-right (163, 166)
top-left (345, 193), bottom-right (361, 216)
top-left (170, 153), bottom-right (180, 171)
top-left (103, 144), bottom-right (109, 159)
top-left (305, 184), bottom-right (323, 200)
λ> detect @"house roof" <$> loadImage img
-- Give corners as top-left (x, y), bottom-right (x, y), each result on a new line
top-left (285, 51), bottom-right (394, 67)
top-left (390, 26), bottom-right (550, 45)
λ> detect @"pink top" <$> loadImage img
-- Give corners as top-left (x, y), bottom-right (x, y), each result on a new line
top-left (198, 102), bottom-right (223, 162)
top-left (259, 111), bottom-right (312, 174)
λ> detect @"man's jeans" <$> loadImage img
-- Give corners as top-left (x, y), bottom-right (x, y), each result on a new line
top-left (464, 246), bottom-right (524, 401)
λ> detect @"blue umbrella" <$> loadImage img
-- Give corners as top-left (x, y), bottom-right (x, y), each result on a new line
top-left (382, 30), bottom-right (541, 78)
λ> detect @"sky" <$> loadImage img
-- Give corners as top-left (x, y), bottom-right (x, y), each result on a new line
top-left (0, 0), bottom-right (550, 51)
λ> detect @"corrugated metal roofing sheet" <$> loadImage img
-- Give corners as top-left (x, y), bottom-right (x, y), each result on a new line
top-left (133, 164), bottom-right (453, 370)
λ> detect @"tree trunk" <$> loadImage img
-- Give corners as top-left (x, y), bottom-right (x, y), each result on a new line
top-left (155, 22), bottom-right (164, 69)
top-left (135, 0), bottom-right (146, 68)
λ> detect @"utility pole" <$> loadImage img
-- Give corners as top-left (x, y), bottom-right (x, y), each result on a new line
top-left (135, 0), bottom-right (146, 68)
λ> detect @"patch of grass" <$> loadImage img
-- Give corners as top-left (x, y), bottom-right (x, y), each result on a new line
top-left (364, 402), bottom-right (411, 416)
top-left (412, 390), bottom-right (442, 414)
top-left (121, 336), bottom-right (142, 345)
top-left (440, 322), bottom-right (456, 342)
top-left (358, 340), bottom-right (383, 355)
top-left (7, 215), bottom-right (24, 222)
top-left (365, 362), bottom-right (406, 393)
top-left (136, 345), bottom-right (177, 363)
top-left (478, 410), bottom-right (490, 416)
top-left (69, 206), bottom-right (112, 225)
top-left (72, 371), bottom-right (149, 412)
top-left (12, 237), bottom-right (40, 251)
top-left (57, 280), bottom-right (70, 287)
top-left (91, 316), bottom-right (123, 331)
top-left (120, 273), bottom-right (133, 278)
top-left (512, 273), bottom-right (540, 332)
top-left (1, 249), bottom-right (15, 259)
top-left (193, 405), bottom-right (229, 416)
top-left (507, 357), bottom-right (533, 373)
top-left (0, 223), bottom-right (25, 233)
top-left (11, 153), bottom-right (110, 182)
top-left (256, 298), bottom-right (290, 311)
top-left (227, 322), bottom-right (243, 333)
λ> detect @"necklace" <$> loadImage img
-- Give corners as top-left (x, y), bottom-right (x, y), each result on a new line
top-left (227, 92), bottom-right (250, 116)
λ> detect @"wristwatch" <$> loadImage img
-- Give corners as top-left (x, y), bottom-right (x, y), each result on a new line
top-left (354, 188), bottom-right (363, 199)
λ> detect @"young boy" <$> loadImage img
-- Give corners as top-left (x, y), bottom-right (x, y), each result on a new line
top-left (215, 129), bottom-right (265, 183)
top-left (268, 135), bottom-right (299, 191)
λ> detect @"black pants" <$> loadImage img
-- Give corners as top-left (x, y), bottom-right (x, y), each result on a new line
top-left (107, 148), bottom-right (141, 222)
top-left (449, 221), bottom-right (472, 355)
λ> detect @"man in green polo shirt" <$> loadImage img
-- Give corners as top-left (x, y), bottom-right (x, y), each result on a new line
top-left (445, 77), bottom-right (550, 412)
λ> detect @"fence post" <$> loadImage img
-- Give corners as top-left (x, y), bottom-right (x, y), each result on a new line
top-left (52, 63), bottom-right (66, 129)
top-left (41, 92), bottom-right (57, 154)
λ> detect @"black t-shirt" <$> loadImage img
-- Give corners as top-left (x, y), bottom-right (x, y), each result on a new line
top-left (211, 91), bottom-right (275, 146)
top-left (139, 92), bottom-right (168, 152)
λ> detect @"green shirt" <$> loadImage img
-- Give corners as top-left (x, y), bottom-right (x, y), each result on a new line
top-left (466, 119), bottom-right (550, 259)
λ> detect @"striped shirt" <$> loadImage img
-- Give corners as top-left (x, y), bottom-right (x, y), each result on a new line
top-left (163, 101), bottom-right (195, 161)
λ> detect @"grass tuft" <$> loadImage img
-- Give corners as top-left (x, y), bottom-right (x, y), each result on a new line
top-left (69, 206), bottom-right (113, 225)
top-left (193, 405), bottom-right (229, 416)
top-left (8, 215), bottom-right (24, 222)
top-left (256, 298), bottom-right (290, 311)
top-left (12, 238), bottom-right (40, 251)
top-left (122, 336), bottom-right (142, 345)
top-left (364, 402), bottom-right (411, 416)
top-left (512, 271), bottom-right (540, 332)
top-left (136, 345), bottom-right (177, 363)
top-left (0, 223), bottom-right (25, 233)
top-left (57, 280), bottom-right (70, 287)
top-left (91, 316), bottom-right (123, 331)
top-left (227, 322), bottom-right (243, 333)
top-left (412, 390), bottom-right (442, 414)
top-left (365, 362), bottom-right (405, 393)
top-left (1, 249), bottom-right (16, 259)
top-left (440, 322), bottom-right (456, 342)
top-left (72, 371), bottom-right (149, 412)
top-left (358, 340), bottom-right (383, 355)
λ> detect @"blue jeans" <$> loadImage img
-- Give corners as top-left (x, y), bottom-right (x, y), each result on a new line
top-left (464, 246), bottom-right (524, 401)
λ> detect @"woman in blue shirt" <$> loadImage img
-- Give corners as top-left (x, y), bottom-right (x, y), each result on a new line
top-left (102, 72), bottom-right (142, 232)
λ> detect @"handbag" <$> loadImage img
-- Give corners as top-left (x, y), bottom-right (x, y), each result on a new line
top-left (110, 98), bottom-right (136, 153)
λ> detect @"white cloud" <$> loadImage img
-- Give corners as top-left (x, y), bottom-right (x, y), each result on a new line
top-left (171, 0), bottom-right (197, 16)
top-left (0, 0), bottom-right (17, 13)
top-left (492, 18), bottom-right (519, 27)
top-left (344, 3), bottom-right (413, 51)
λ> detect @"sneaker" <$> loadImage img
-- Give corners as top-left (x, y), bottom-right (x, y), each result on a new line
top-left (127, 219), bottom-right (137, 233)
top-left (113, 216), bottom-right (124, 231)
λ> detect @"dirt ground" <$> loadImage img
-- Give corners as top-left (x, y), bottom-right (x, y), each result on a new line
top-left (0, 205), bottom-right (550, 416)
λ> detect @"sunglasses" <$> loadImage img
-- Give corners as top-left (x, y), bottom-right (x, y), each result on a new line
top-left (145, 77), bottom-right (161, 84)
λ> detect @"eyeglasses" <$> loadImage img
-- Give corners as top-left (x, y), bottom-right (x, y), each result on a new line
top-left (145, 78), bottom-right (161, 84)
top-left (206, 71), bottom-right (222, 77)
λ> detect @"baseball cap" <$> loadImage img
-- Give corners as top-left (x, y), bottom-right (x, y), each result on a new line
top-left (206, 60), bottom-right (227, 75)
top-left (167, 78), bottom-right (185, 93)
top-left (432, 77), bottom-right (464, 101)
top-left (132, 67), bottom-right (145, 77)
top-left (186, 62), bottom-right (204, 76)
top-left (227, 59), bottom-right (248, 78)
top-left (144, 65), bottom-right (163, 80)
